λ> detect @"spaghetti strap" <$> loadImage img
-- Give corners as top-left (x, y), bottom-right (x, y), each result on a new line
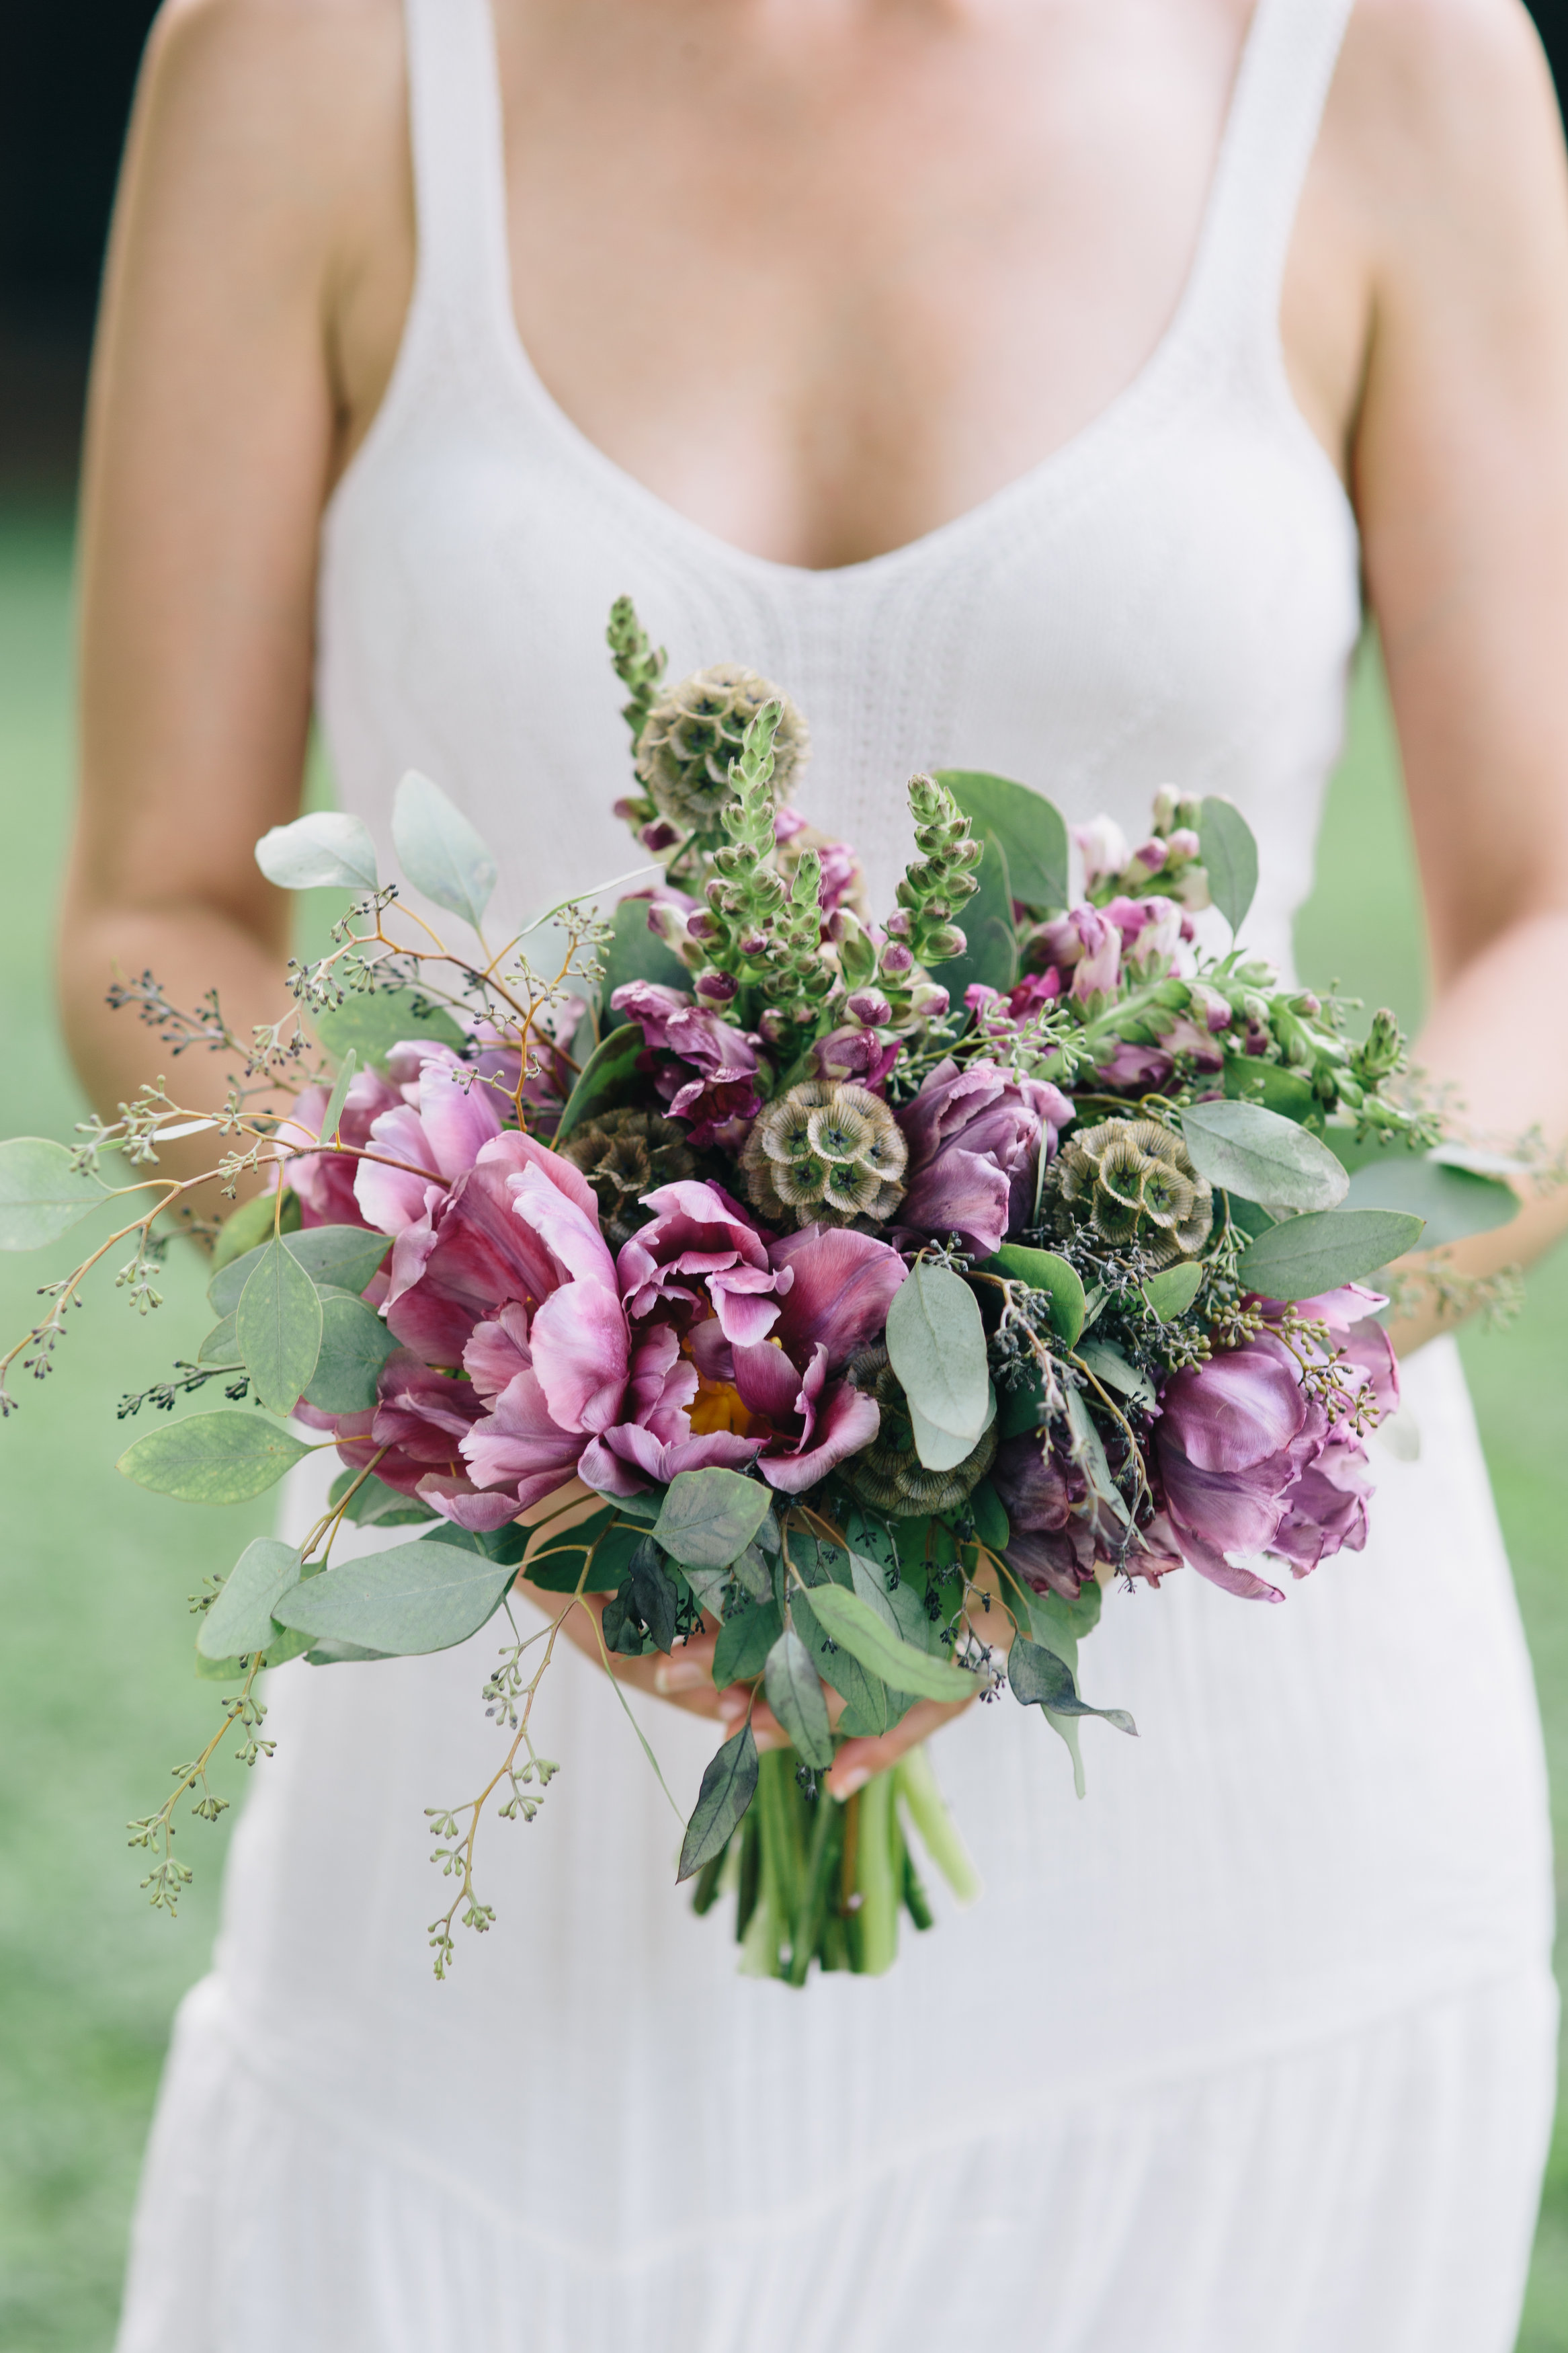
top-left (1184, 0), bottom-right (1356, 358)
top-left (401, 0), bottom-right (514, 356)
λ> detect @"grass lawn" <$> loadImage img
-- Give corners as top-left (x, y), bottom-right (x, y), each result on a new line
top-left (1, 504), bottom-right (1566, 2347)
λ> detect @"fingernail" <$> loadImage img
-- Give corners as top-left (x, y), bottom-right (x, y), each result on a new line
top-left (831, 1765), bottom-right (870, 1799)
top-left (654, 1659), bottom-right (708, 1696)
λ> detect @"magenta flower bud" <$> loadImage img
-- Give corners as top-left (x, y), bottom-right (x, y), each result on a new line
top-left (739, 934), bottom-right (768, 959)
top-left (886, 910), bottom-right (912, 940)
top-left (845, 990), bottom-right (892, 1029)
top-left (907, 982), bottom-right (950, 1021)
top-left (772, 807), bottom-right (808, 845)
top-left (612, 796), bottom-right (644, 824)
top-left (695, 971), bottom-right (738, 1004)
top-left (1165, 828), bottom-right (1201, 863)
top-left (879, 940), bottom-right (914, 976)
top-left (685, 910), bottom-right (718, 943)
top-left (1132, 838), bottom-right (1166, 873)
top-left (1186, 982), bottom-right (1234, 1035)
top-left (758, 1007), bottom-right (790, 1044)
top-left (641, 820), bottom-right (680, 853)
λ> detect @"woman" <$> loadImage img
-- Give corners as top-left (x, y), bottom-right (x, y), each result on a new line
top-left (69, 0), bottom-right (1568, 2346)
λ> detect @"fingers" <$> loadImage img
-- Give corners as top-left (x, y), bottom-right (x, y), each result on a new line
top-left (716, 1689), bottom-right (790, 1751)
top-left (823, 1696), bottom-right (973, 1799)
top-left (509, 1581), bottom-right (727, 1718)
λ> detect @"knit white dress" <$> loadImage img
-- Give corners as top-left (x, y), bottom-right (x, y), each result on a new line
top-left (116, 2), bottom-right (1558, 2347)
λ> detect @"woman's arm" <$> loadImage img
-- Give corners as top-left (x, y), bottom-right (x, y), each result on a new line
top-left (62, 0), bottom-right (405, 1185)
top-left (1336, 0), bottom-right (1568, 1349)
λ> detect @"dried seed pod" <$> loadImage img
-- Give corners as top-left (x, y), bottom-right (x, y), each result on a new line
top-left (636, 665), bottom-right (811, 832)
top-left (1049, 1116), bottom-right (1212, 1266)
top-left (837, 1345), bottom-right (998, 1516)
top-left (560, 1107), bottom-right (700, 1249)
top-left (739, 1080), bottom-right (907, 1229)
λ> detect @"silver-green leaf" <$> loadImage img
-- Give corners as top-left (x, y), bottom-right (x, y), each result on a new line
top-left (392, 769), bottom-right (498, 932)
top-left (936, 769), bottom-right (1070, 911)
top-left (302, 1289), bottom-right (399, 1415)
top-left (1008, 1636), bottom-right (1137, 1734)
top-left (197, 1538), bottom-right (305, 1659)
top-left (1197, 795), bottom-right (1259, 936)
top-left (677, 1723), bottom-right (759, 1882)
top-left (886, 1261), bottom-right (989, 1449)
top-left (208, 1224), bottom-right (390, 1318)
top-left (1182, 1098), bottom-right (1350, 1213)
top-left (0, 1137), bottom-right (107, 1251)
top-left (653, 1468), bottom-right (772, 1570)
top-left (270, 1533), bottom-right (515, 1655)
top-left (800, 1581), bottom-right (981, 1702)
top-left (117, 1411), bottom-right (311, 1504)
top-left (764, 1628), bottom-right (834, 1769)
top-left (236, 1238), bottom-right (325, 1414)
top-left (1235, 1205), bottom-right (1427, 1302)
top-left (988, 1243), bottom-right (1086, 1347)
top-left (255, 811), bottom-right (379, 893)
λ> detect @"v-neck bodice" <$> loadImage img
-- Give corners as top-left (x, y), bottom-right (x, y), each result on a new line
top-left (317, 0), bottom-right (1361, 978)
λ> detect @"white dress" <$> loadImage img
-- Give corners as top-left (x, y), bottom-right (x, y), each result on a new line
top-left (116, 2), bottom-right (1558, 2346)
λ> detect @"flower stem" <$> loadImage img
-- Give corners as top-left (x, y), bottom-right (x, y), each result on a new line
top-left (895, 1745), bottom-right (983, 1907)
top-left (850, 1767), bottom-right (900, 1977)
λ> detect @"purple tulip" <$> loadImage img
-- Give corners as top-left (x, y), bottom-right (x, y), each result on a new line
top-left (616, 1179), bottom-right (792, 1348)
top-left (811, 1026), bottom-right (901, 1092)
top-left (302, 1350), bottom-right (491, 1507)
top-left (609, 980), bottom-right (763, 1149)
top-left (766, 1224), bottom-right (907, 1367)
top-left (897, 1058), bottom-right (1075, 1257)
top-left (579, 1324), bottom-right (763, 1495)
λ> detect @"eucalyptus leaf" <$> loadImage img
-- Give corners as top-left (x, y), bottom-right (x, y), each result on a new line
top-left (118, 1411), bottom-right (311, 1504)
top-left (934, 832), bottom-right (1018, 999)
top-left (1066, 1388), bottom-right (1131, 1525)
top-left (0, 1138), bottom-right (107, 1251)
top-left (997, 1364), bottom-right (1049, 1440)
top-left (329, 1469), bottom-right (438, 1529)
top-left (236, 1238), bottom-right (324, 1414)
top-left (988, 1244), bottom-right (1085, 1346)
top-left (1182, 1098), bottom-right (1350, 1213)
top-left (311, 987), bottom-right (464, 1070)
top-left (522, 1513), bottom-right (638, 1594)
top-left (255, 809), bottom-right (379, 893)
top-left (271, 1531), bottom-right (516, 1654)
top-left (1141, 1261), bottom-right (1202, 1321)
top-left (936, 768), bottom-right (1070, 910)
top-left (553, 1021), bottom-right (646, 1144)
top-left (729, 1541), bottom-right (772, 1601)
top-left (798, 1581), bottom-right (980, 1702)
top-left (1197, 795), bottom-right (1259, 936)
top-left (629, 1538), bottom-right (680, 1653)
top-left (680, 1564), bottom-right (733, 1618)
top-left (678, 1723), bottom-right (759, 1882)
top-left (316, 1051), bottom-right (359, 1149)
top-left (970, 1478), bottom-right (1011, 1555)
top-left (197, 1538), bottom-right (305, 1660)
top-left (1225, 1193), bottom-right (1277, 1241)
top-left (1342, 1152), bottom-right (1517, 1250)
top-left (790, 1587), bottom-right (893, 1734)
top-left (712, 1597), bottom-right (784, 1687)
top-left (210, 1189), bottom-right (284, 1273)
top-left (600, 897), bottom-right (692, 1023)
top-left (208, 1224), bottom-right (390, 1318)
top-left (196, 1313), bottom-right (239, 1367)
top-left (1077, 1341), bottom-right (1156, 1412)
top-left (1222, 1058), bottom-right (1317, 1120)
top-left (886, 1260), bottom-right (990, 1442)
top-left (1007, 1636), bottom-right (1137, 1734)
top-left (908, 1384), bottom-right (996, 1474)
top-left (302, 1289), bottom-right (399, 1415)
top-left (391, 769), bottom-right (498, 932)
top-left (764, 1629), bottom-right (834, 1769)
top-left (1235, 1205), bottom-right (1427, 1302)
top-left (653, 1468), bottom-right (772, 1570)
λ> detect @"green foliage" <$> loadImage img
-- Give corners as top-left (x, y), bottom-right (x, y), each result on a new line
top-left (271, 1531), bottom-right (516, 1655)
top-left (552, 1021), bottom-right (645, 1144)
top-left (1221, 1058), bottom-right (1317, 1120)
top-left (209, 1187), bottom-right (285, 1273)
top-left (196, 1539), bottom-right (304, 1661)
top-left (885, 1260), bottom-right (991, 1465)
top-left (390, 769), bottom-right (498, 932)
top-left (329, 1469), bottom-right (436, 1528)
top-left (207, 1224), bottom-right (388, 1318)
top-left (798, 1581), bottom-right (979, 1702)
top-left (235, 1238), bottom-right (323, 1414)
top-left (1341, 1150), bottom-right (1518, 1250)
top-left (677, 1723), bottom-right (759, 1882)
top-left (1197, 795), bottom-right (1260, 935)
top-left (935, 833), bottom-right (1018, 1001)
top-left (989, 1243), bottom-right (1087, 1345)
top-left (116, 1412), bottom-right (311, 1504)
top-left (936, 768), bottom-right (1070, 911)
top-left (0, 1136), bottom-right (106, 1251)
top-left (1181, 1097), bottom-right (1350, 1213)
top-left (1141, 1261), bottom-right (1203, 1320)
top-left (1007, 1636), bottom-right (1137, 1735)
top-left (1235, 1205), bottom-right (1428, 1301)
top-left (712, 1596), bottom-right (783, 1686)
top-left (254, 809), bottom-right (379, 892)
top-left (311, 987), bottom-right (464, 1069)
top-left (764, 1628), bottom-right (834, 1769)
top-left (653, 1467), bottom-right (772, 1570)
top-left (599, 897), bottom-right (691, 1020)
top-left (301, 1290), bottom-right (398, 1415)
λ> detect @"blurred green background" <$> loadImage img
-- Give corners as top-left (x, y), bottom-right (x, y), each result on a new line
top-left (1, 502), bottom-right (1566, 2348)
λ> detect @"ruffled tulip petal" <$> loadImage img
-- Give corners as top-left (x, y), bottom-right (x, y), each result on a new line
top-left (354, 1103), bottom-right (443, 1234)
top-left (1159, 1345), bottom-right (1307, 1474)
top-left (768, 1226), bottom-right (907, 1367)
top-left (757, 1376), bottom-right (880, 1494)
top-left (417, 1476), bottom-right (526, 1533)
top-left (417, 1057), bottom-right (503, 1180)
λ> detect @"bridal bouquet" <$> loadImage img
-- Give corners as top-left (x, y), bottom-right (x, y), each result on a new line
top-left (0, 603), bottom-right (1524, 1981)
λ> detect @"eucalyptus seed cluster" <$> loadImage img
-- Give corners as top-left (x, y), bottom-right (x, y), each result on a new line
top-left (890, 774), bottom-right (983, 966)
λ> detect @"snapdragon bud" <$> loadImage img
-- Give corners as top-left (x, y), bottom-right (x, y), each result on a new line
top-left (845, 989), bottom-right (892, 1029)
top-left (908, 982), bottom-right (951, 1021)
top-left (685, 910), bottom-right (718, 943)
top-left (1164, 828), bottom-right (1201, 863)
top-left (696, 971), bottom-right (738, 1004)
top-left (1152, 787), bottom-right (1180, 836)
top-left (649, 901), bottom-right (690, 954)
top-left (641, 821), bottom-right (680, 853)
top-left (757, 1008), bottom-right (790, 1044)
top-left (879, 939), bottom-right (914, 977)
